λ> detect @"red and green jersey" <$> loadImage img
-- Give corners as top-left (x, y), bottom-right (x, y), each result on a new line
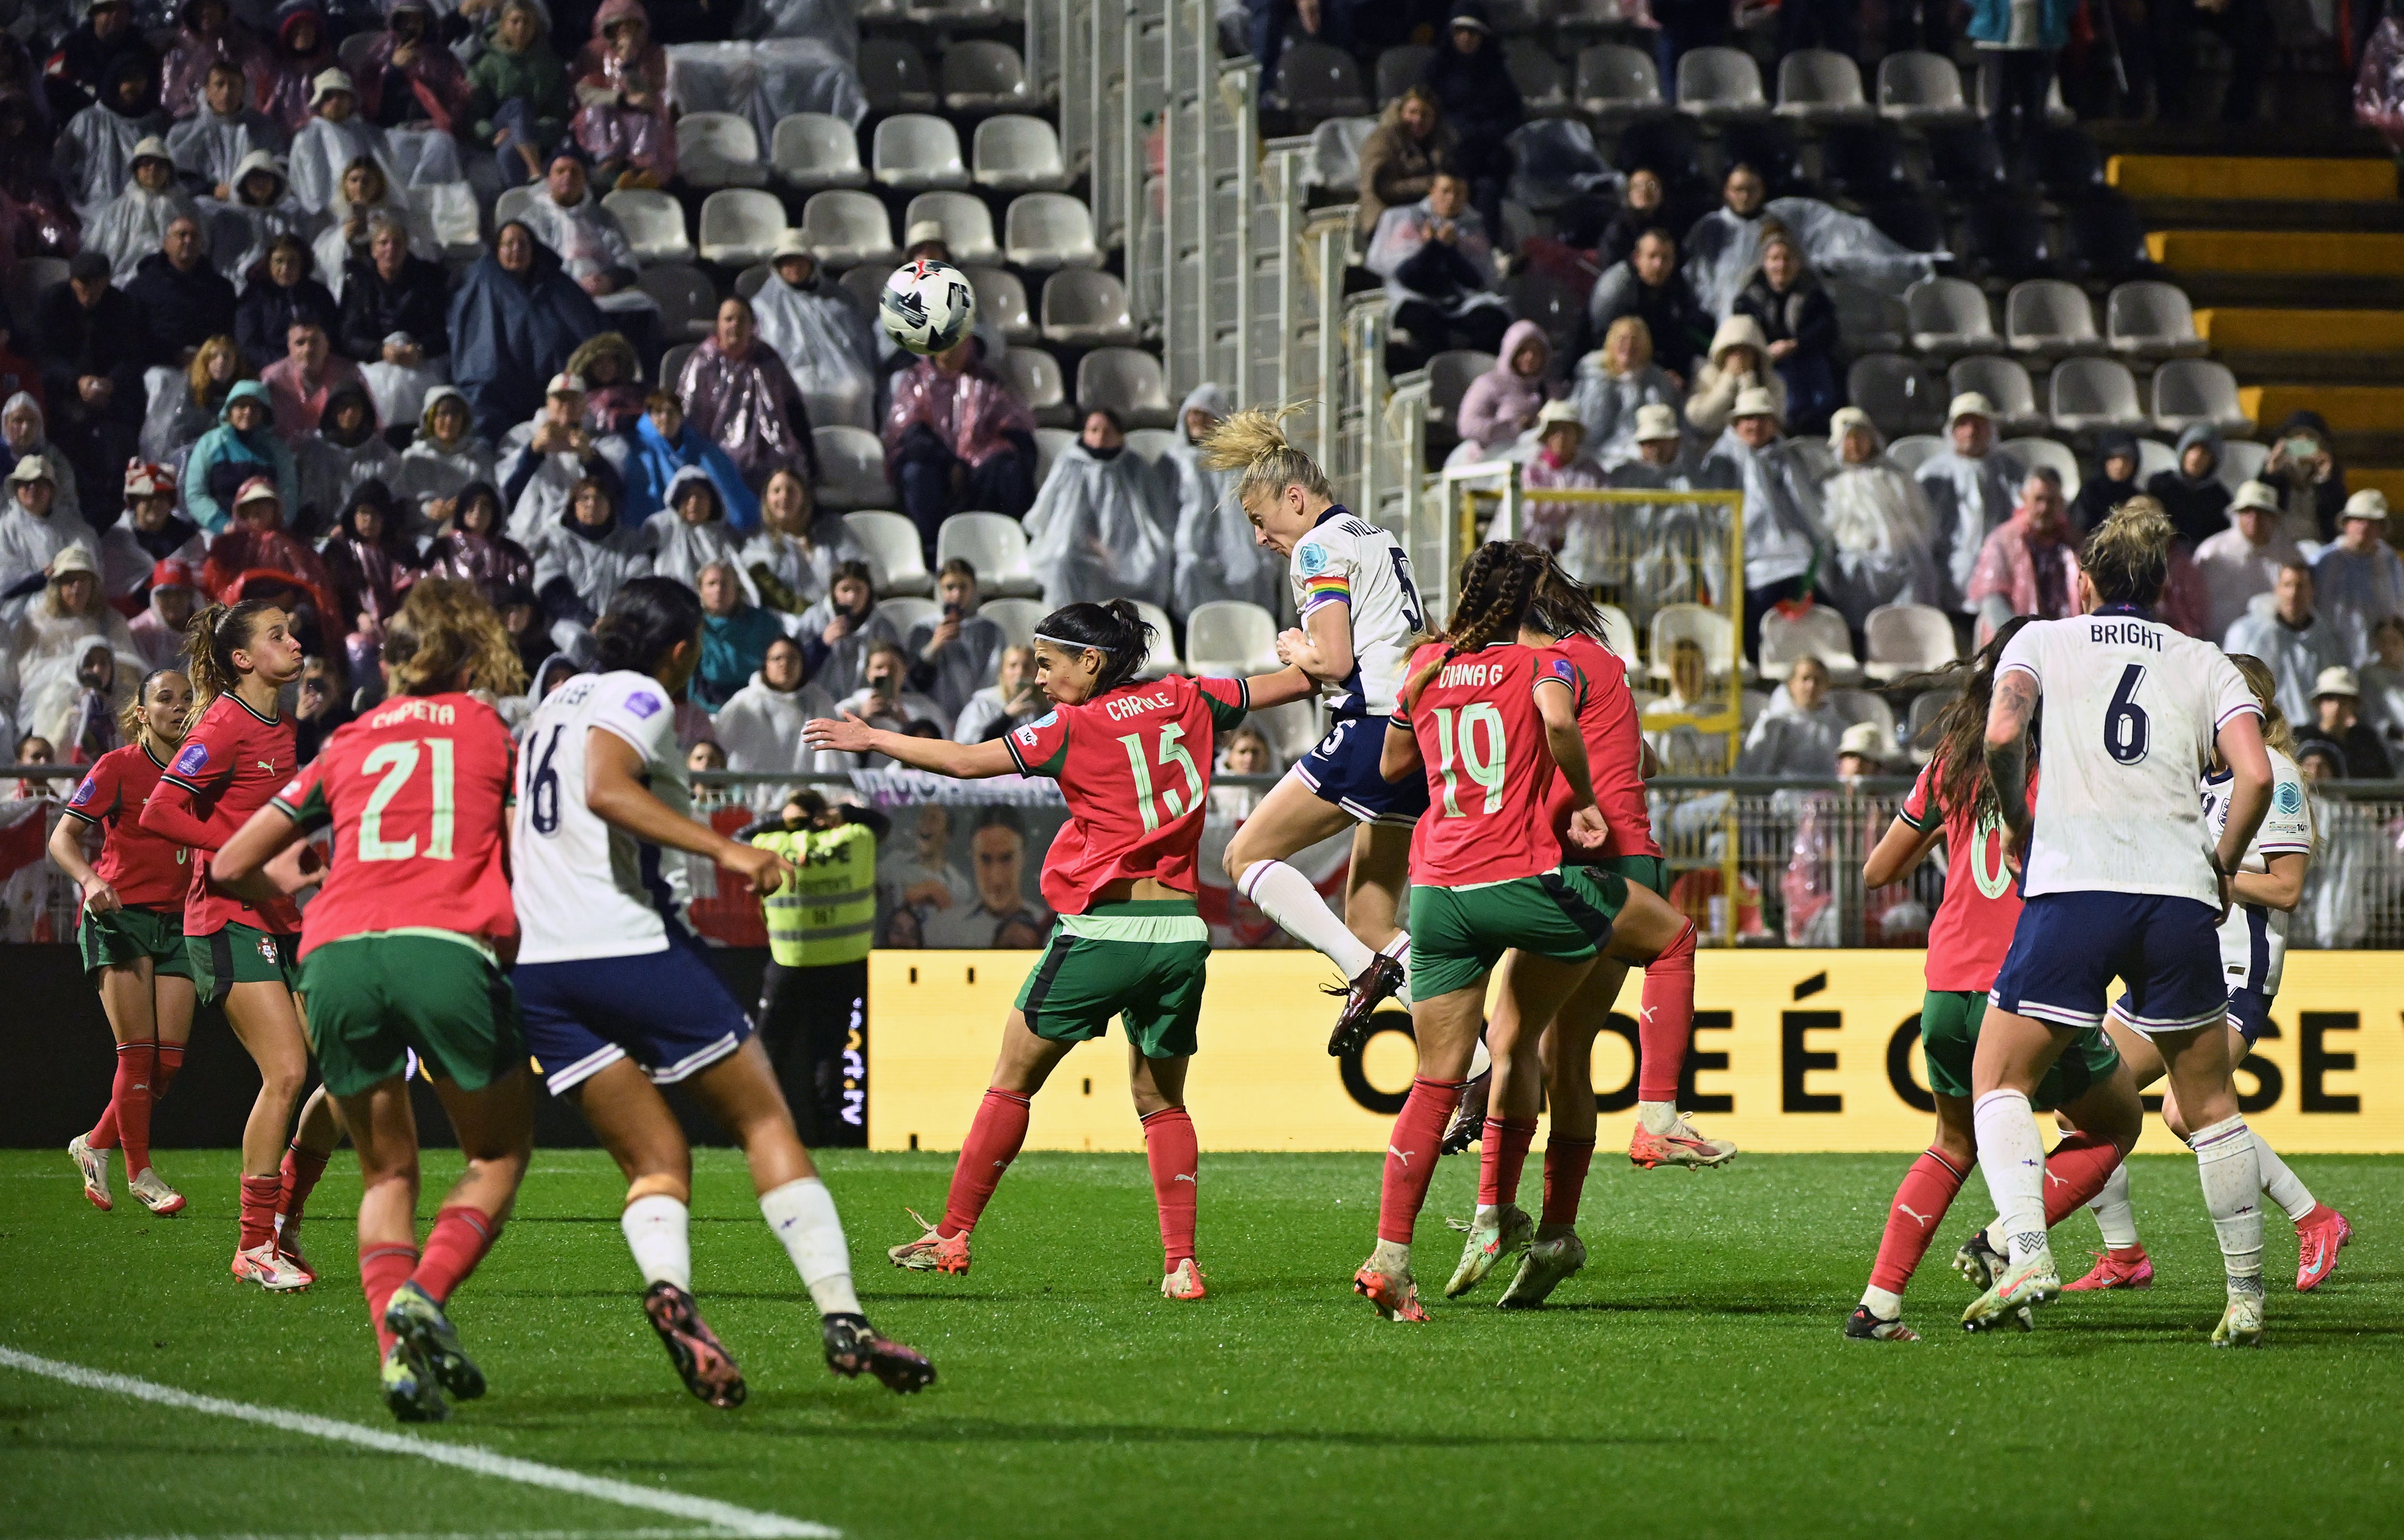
top-left (1898, 756), bottom-right (2033, 992)
top-left (61, 742), bottom-right (191, 910)
top-left (270, 692), bottom-right (518, 960)
top-left (155, 693), bottom-right (302, 937)
top-left (1398, 641), bottom-right (1583, 887)
top-left (1546, 631), bottom-right (1659, 861)
top-left (1004, 674), bottom-right (1250, 915)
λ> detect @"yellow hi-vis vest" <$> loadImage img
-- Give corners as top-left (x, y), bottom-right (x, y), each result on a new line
top-left (753, 822), bottom-right (877, 967)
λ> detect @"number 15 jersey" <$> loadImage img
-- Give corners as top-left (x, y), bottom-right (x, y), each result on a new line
top-left (512, 670), bottom-right (692, 963)
top-left (1997, 611), bottom-right (2257, 908)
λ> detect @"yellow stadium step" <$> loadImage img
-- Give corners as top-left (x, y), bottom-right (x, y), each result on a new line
top-left (2108, 154), bottom-right (2397, 202)
top-left (2146, 230), bottom-right (2404, 275)
top-left (2238, 384), bottom-right (2404, 433)
top-left (2195, 309), bottom-right (2404, 352)
top-left (2350, 467), bottom-right (2404, 506)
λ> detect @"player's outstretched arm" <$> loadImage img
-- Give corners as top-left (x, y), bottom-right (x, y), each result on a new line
top-left (212, 801), bottom-right (307, 902)
top-left (1982, 666), bottom-right (2038, 843)
top-left (585, 728), bottom-right (794, 896)
top-left (2213, 708), bottom-right (2273, 881)
top-left (1239, 664), bottom-right (1316, 710)
top-left (1537, 677), bottom-right (1609, 849)
top-left (1378, 720), bottom-right (1422, 784)
top-left (1863, 816), bottom-right (1943, 889)
top-left (802, 712), bottom-right (1019, 779)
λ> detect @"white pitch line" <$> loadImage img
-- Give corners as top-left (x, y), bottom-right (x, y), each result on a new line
top-left (0, 1348), bottom-right (836, 1540)
top-left (67, 1531), bottom-right (735, 1540)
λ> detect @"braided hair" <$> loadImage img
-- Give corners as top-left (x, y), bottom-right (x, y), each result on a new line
top-left (1399, 541), bottom-right (1546, 712)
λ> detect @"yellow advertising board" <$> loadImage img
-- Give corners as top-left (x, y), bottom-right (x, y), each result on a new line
top-left (868, 949), bottom-right (2404, 1153)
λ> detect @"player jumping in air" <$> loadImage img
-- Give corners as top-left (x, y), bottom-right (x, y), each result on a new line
top-left (1969, 500), bottom-right (2276, 1346)
top-left (1200, 407), bottom-right (1434, 1052)
top-left (811, 600), bottom-right (1311, 1300)
top-left (510, 578), bottom-right (931, 1406)
top-left (212, 581), bottom-right (538, 1423)
top-left (1841, 619), bottom-right (2144, 1342)
top-left (2066, 651), bottom-right (2352, 1294)
top-left (56, 667), bottom-right (197, 1216)
top-left (1361, 542), bottom-right (1702, 1322)
top-left (139, 597), bottom-right (341, 1293)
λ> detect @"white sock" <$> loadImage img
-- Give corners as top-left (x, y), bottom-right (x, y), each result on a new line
top-left (1469, 1038), bottom-right (1492, 1079)
top-left (2252, 1137), bottom-right (2318, 1224)
top-left (760, 1175), bottom-right (862, 1317)
top-left (621, 1194), bottom-right (691, 1291)
top-left (1240, 860), bottom-right (1376, 978)
top-left (1973, 1090), bottom-right (2049, 1266)
top-left (1372, 1237), bottom-right (1411, 1272)
top-left (2088, 1162), bottom-right (2140, 1250)
top-left (1637, 1101), bottom-right (1679, 1136)
top-left (2190, 1114), bottom-right (2265, 1293)
top-left (1859, 1284), bottom-right (1903, 1321)
top-left (1379, 933), bottom-right (1414, 1009)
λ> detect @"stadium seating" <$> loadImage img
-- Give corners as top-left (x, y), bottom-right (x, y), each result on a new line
top-left (2002, 436), bottom-right (2083, 500)
top-left (1124, 428), bottom-right (1178, 463)
top-left (2105, 281), bottom-right (2204, 357)
top-left (1132, 600), bottom-right (1180, 677)
top-left (2048, 357), bottom-right (2151, 434)
top-left (637, 264), bottom-right (718, 340)
top-left (873, 114), bottom-right (970, 190)
top-left (2151, 358), bottom-right (2255, 436)
top-left (675, 112), bottom-right (766, 188)
top-left (1846, 354), bottom-right (1945, 436)
top-left (858, 36), bottom-right (938, 113)
top-left (877, 595), bottom-right (939, 637)
top-left (1004, 193), bottom-right (1102, 268)
top-left (1504, 39), bottom-right (1569, 112)
top-left (1775, 49), bottom-right (1871, 121)
top-left (963, 264), bottom-right (1036, 341)
top-left (1032, 425), bottom-right (1073, 482)
top-left (1277, 41), bottom-right (1370, 123)
top-left (1885, 434), bottom-right (1945, 473)
top-left (941, 41), bottom-right (1034, 113)
top-left (2135, 436), bottom-right (2179, 481)
top-left (1946, 357), bottom-right (2045, 436)
top-left (2220, 438), bottom-right (2270, 491)
top-left (2004, 280), bottom-right (2102, 353)
top-left (1862, 603), bottom-right (1958, 682)
top-left (1077, 348), bottom-right (1172, 426)
top-left (936, 513), bottom-right (1043, 597)
top-left (697, 189), bottom-right (786, 265)
top-left (844, 510), bottom-right (933, 595)
top-left (662, 342), bottom-right (695, 384)
top-left (1375, 46), bottom-right (1433, 103)
top-left (996, 346), bottom-right (1069, 420)
top-left (800, 190), bottom-right (899, 267)
top-left (972, 115), bottom-right (1069, 191)
top-left (903, 191), bottom-right (1001, 264)
top-left (1040, 268), bottom-right (1136, 346)
top-left (602, 189), bottom-right (692, 264)
top-left (1574, 44), bottom-right (1664, 119)
top-left (1817, 121), bottom-right (1909, 200)
top-left (1906, 277), bottom-right (2000, 356)
top-left (818, 433), bottom-right (901, 516)
top-left (1427, 350), bottom-right (1495, 432)
top-left (1305, 116), bottom-right (1376, 191)
top-left (1830, 280), bottom-right (1907, 353)
top-left (1184, 600), bottom-right (1282, 676)
top-left (1675, 47), bottom-right (1767, 118)
top-left (1759, 604), bottom-right (1863, 684)
top-left (980, 597), bottom-right (1044, 651)
top-left (1876, 50), bottom-right (1969, 122)
top-left (772, 113), bottom-right (870, 189)
top-left (1648, 603), bottom-right (1736, 683)
top-left (1594, 603), bottom-right (1640, 668)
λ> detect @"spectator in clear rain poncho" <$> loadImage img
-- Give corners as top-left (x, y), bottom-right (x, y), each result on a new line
top-left (1, 460), bottom-right (98, 624)
top-left (100, 464), bottom-right (205, 611)
top-left (1914, 390), bottom-right (2022, 615)
top-left (883, 334), bottom-right (1038, 550)
top-left (1738, 655), bottom-right (1845, 779)
top-left (2224, 561), bottom-right (2346, 727)
top-left (1022, 407), bottom-right (1175, 611)
top-left (87, 136), bottom-right (198, 283)
top-left (1583, 402), bottom-right (1720, 623)
top-left (714, 634), bottom-right (838, 802)
top-left (351, 0), bottom-right (471, 190)
top-left (1365, 168), bottom-right (1511, 357)
top-left (498, 371), bottom-right (628, 539)
top-left (393, 385), bottom-right (493, 536)
top-left (568, 0), bottom-right (675, 189)
top-left (124, 552), bottom-right (200, 671)
top-left (751, 231), bottom-right (880, 433)
top-left (1702, 385), bottom-right (1826, 659)
top-left (55, 48), bottom-right (166, 214)
top-left (517, 145), bottom-right (656, 337)
top-left (295, 380), bottom-right (400, 535)
top-left (250, 1), bottom-right (335, 136)
top-left (160, 0), bottom-right (265, 120)
top-left (1814, 406), bottom-right (1939, 632)
top-left (902, 558), bottom-right (1006, 724)
top-left (742, 465), bottom-right (859, 614)
top-left (1682, 312), bottom-right (1785, 438)
top-left (1569, 314), bottom-right (1682, 469)
top-left (794, 559), bottom-right (897, 701)
top-left (646, 464), bottom-right (756, 602)
top-left (287, 69), bottom-right (393, 215)
top-left (952, 643), bottom-right (1045, 745)
top-left (528, 472), bottom-right (650, 631)
top-left (1682, 162), bottom-right (1939, 321)
top-left (169, 60), bottom-right (284, 200)
top-left (3, 393), bottom-right (82, 528)
top-left (1166, 382), bottom-right (1282, 618)
top-left (1520, 400), bottom-right (1607, 555)
top-left (199, 149), bottom-right (308, 284)
top-left (311, 154), bottom-right (436, 303)
top-left (624, 388), bottom-right (755, 529)
top-left (677, 295), bottom-right (817, 494)
top-left (422, 479), bottom-right (533, 601)
top-left (450, 221), bottom-right (607, 441)
top-left (44, 0), bottom-right (152, 131)
top-left (2313, 489), bottom-right (2404, 666)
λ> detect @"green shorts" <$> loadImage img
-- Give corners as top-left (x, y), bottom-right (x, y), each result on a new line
top-left (1589, 853), bottom-right (1669, 899)
top-left (188, 921), bottom-right (299, 1003)
top-left (77, 904), bottom-right (189, 982)
top-left (1920, 988), bottom-right (2122, 1112)
top-left (1409, 867), bottom-right (1629, 1001)
top-left (1013, 900), bottom-right (1211, 1062)
top-left (296, 931), bottom-right (526, 1098)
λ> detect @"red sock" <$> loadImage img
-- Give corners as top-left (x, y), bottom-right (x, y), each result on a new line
top-left (1636, 921), bottom-right (1698, 1104)
top-left (278, 1141), bottom-right (329, 1229)
top-left (1476, 1116), bottom-right (1538, 1208)
top-left (2041, 1132), bottom-right (2125, 1225)
top-left (942, 1088), bottom-right (1032, 1238)
top-left (1139, 1105), bottom-right (1199, 1270)
top-left (88, 1041), bottom-right (150, 1152)
top-left (360, 1243), bottom-right (419, 1354)
top-left (1869, 1148), bottom-right (1970, 1294)
top-left (114, 1042), bottom-right (156, 1176)
top-left (1540, 1136), bottom-right (1596, 1228)
top-left (238, 1175), bottom-right (282, 1252)
top-left (413, 1206), bottom-right (501, 1304)
top-left (1378, 1078), bottom-right (1466, 1244)
top-left (2298, 1201), bottom-right (2338, 1230)
top-left (152, 1042), bottom-right (185, 1101)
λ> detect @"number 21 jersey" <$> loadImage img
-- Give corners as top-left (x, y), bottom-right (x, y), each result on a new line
top-left (512, 670), bottom-right (692, 963)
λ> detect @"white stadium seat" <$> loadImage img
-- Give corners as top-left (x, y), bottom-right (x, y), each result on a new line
top-left (772, 113), bottom-right (869, 190)
top-left (600, 189), bottom-right (691, 264)
top-left (799, 189), bottom-right (898, 268)
top-left (818, 431), bottom-right (899, 514)
top-left (843, 508), bottom-right (934, 594)
top-left (1183, 600), bottom-right (1281, 676)
top-left (936, 512), bottom-right (1043, 598)
top-left (972, 115), bottom-right (1068, 192)
top-left (903, 190), bottom-right (1000, 265)
top-left (1863, 603), bottom-right (1958, 682)
top-left (873, 114), bottom-right (970, 190)
top-left (696, 189), bottom-right (786, 266)
top-left (674, 112), bottom-right (766, 189)
top-left (1004, 192), bottom-right (1101, 269)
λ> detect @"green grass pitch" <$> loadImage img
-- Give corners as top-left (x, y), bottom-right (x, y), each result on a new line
top-left (4, 1147), bottom-right (2402, 1540)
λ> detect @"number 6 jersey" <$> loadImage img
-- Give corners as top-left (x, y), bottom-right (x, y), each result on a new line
top-left (1004, 674), bottom-right (1250, 915)
top-left (1996, 611), bottom-right (2259, 908)
top-left (270, 693), bottom-right (518, 959)
top-left (512, 670), bottom-right (691, 963)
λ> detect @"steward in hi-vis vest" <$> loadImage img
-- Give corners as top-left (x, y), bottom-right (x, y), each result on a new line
top-left (741, 790), bottom-right (890, 1147)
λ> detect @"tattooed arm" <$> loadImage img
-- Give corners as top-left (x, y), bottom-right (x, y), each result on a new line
top-left (1984, 666), bottom-right (2039, 847)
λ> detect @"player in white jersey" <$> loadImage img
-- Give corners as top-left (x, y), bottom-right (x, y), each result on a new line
top-left (1201, 407), bottom-right (1437, 1050)
top-left (1968, 500), bottom-right (2278, 1347)
top-left (511, 578), bottom-right (934, 1405)
top-left (2067, 652), bottom-right (2352, 1294)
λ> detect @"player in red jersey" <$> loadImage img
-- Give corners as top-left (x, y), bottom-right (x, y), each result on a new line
top-left (1360, 543), bottom-right (1702, 1322)
top-left (212, 581), bottom-right (538, 1421)
top-left (54, 667), bottom-right (197, 1216)
top-left (807, 599), bottom-right (1312, 1300)
top-left (139, 600), bottom-right (338, 1292)
top-left (1843, 617), bottom-right (2143, 1341)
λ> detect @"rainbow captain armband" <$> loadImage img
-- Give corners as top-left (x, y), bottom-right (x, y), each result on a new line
top-left (1301, 574), bottom-right (1351, 612)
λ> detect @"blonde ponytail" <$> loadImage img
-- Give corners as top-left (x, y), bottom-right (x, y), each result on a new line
top-left (1196, 402), bottom-right (1334, 508)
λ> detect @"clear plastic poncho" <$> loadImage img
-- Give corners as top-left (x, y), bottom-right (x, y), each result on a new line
top-left (1166, 382), bottom-right (1283, 618)
top-left (1022, 439), bottom-right (1174, 610)
top-left (1817, 456), bottom-right (1941, 628)
top-left (668, 0), bottom-right (867, 141)
top-left (1684, 199), bottom-right (1940, 319)
top-left (752, 267), bottom-right (880, 433)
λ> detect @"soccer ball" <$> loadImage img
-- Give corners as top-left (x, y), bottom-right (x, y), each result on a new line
top-left (878, 258), bottom-right (978, 357)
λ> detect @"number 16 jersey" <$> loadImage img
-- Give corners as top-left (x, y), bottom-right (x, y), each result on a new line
top-left (513, 670), bottom-right (692, 963)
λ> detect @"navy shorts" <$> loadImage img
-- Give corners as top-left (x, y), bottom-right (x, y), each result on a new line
top-left (514, 930), bottom-right (754, 1096)
top-left (1991, 891), bottom-right (2228, 1036)
top-left (1291, 714), bottom-right (1429, 827)
top-left (2110, 984), bottom-right (2271, 1045)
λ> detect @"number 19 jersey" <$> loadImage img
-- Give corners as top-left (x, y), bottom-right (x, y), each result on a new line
top-left (1396, 641), bottom-right (1581, 887)
top-left (1997, 611), bottom-right (2257, 908)
top-left (512, 670), bottom-right (691, 963)
top-left (1004, 674), bottom-right (1250, 915)
top-left (270, 693), bottom-right (518, 960)
top-left (1289, 506), bottom-right (1424, 719)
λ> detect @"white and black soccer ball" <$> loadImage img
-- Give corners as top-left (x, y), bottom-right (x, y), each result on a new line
top-left (878, 258), bottom-right (977, 357)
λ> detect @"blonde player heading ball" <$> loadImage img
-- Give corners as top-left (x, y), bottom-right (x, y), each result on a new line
top-left (1200, 407), bottom-right (1434, 1051)
top-left (1968, 501), bottom-right (2276, 1346)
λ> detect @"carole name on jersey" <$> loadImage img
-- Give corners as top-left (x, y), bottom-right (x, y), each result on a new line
top-left (1103, 686), bottom-right (1183, 723)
